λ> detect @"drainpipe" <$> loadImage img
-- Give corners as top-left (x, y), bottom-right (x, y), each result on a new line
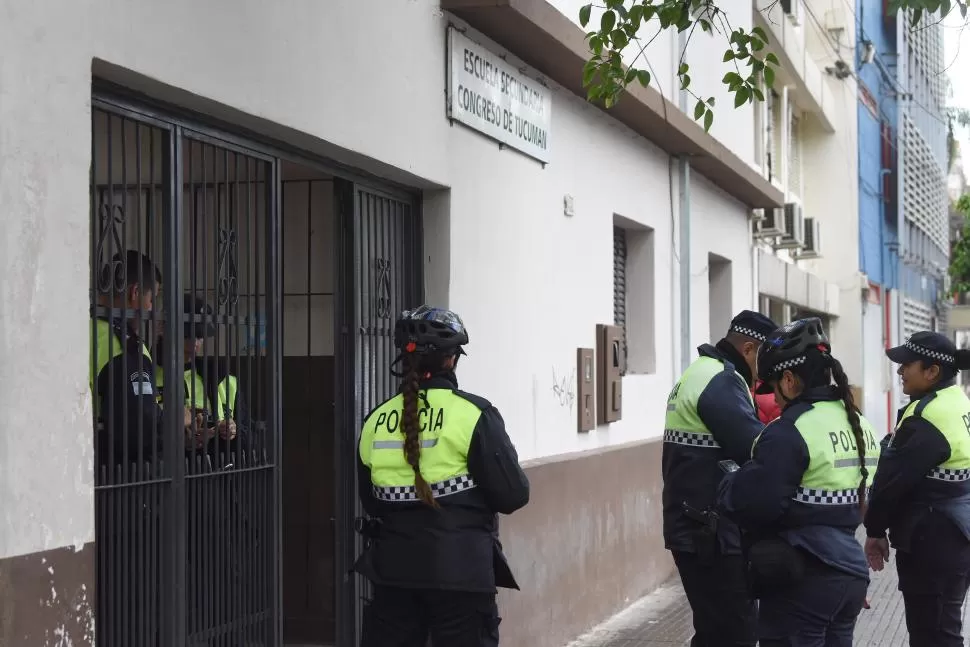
top-left (677, 29), bottom-right (692, 372)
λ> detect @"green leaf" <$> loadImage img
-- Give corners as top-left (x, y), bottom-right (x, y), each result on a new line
top-left (723, 50), bottom-right (735, 62)
top-left (679, 63), bottom-right (690, 75)
top-left (704, 109), bottom-right (714, 131)
top-left (583, 60), bottom-right (599, 86)
top-left (700, 19), bottom-right (712, 32)
top-left (681, 74), bottom-right (691, 90)
top-left (764, 66), bottom-right (775, 87)
top-left (911, 7), bottom-right (923, 26)
top-left (637, 70), bottom-right (651, 87)
top-left (630, 4), bottom-right (644, 24)
top-left (695, 100), bottom-right (706, 119)
top-left (612, 29), bottom-right (629, 49)
top-left (752, 87), bottom-right (765, 101)
top-left (734, 87), bottom-right (750, 107)
top-left (590, 35), bottom-right (604, 56)
top-left (579, 4), bottom-right (592, 27)
top-left (765, 52), bottom-right (780, 66)
top-left (601, 10), bottom-right (617, 32)
top-left (751, 26), bottom-right (768, 41)
top-left (625, 67), bottom-right (639, 84)
top-left (706, 96), bottom-right (716, 106)
top-left (750, 38), bottom-right (765, 51)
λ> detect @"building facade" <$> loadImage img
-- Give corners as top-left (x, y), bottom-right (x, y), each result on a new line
top-left (0, 1), bottom-right (782, 646)
top-left (749, 0), bottom-right (866, 402)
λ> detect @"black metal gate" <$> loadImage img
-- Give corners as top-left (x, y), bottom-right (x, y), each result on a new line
top-left (90, 97), bottom-right (281, 647)
top-left (333, 181), bottom-right (423, 646)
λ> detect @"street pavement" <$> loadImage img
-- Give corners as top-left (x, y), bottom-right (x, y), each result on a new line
top-left (564, 547), bottom-right (970, 647)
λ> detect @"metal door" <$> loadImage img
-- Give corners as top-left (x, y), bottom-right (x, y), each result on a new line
top-left (90, 96), bottom-right (282, 647)
top-left (333, 179), bottom-right (422, 646)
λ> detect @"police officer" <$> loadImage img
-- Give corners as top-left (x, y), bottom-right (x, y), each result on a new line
top-left (156, 294), bottom-right (244, 455)
top-left (716, 318), bottom-right (880, 645)
top-left (864, 331), bottom-right (970, 647)
top-left (355, 305), bottom-right (530, 646)
top-left (662, 309), bottom-right (778, 646)
top-left (91, 250), bottom-right (193, 466)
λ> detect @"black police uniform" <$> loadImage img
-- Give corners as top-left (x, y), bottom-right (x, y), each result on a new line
top-left (355, 306), bottom-right (530, 647)
top-left (662, 310), bottom-right (777, 647)
top-left (865, 331), bottom-right (970, 647)
top-left (717, 317), bottom-right (878, 646)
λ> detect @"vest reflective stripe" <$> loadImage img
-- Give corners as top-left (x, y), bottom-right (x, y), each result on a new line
top-left (217, 375), bottom-right (238, 421)
top-left (899, 385), bottom-right (970, 479)
top-left (663, 429), bottom-right (721, 448)
top-left (373, 474), bottom-right (478, 502)
top-left (359, 388), bottom-right (482, 493)
top-left (793, 486), bottom-right (871, 505)
top-left (664, 355), bottom-right (751, 442)
top-left (785, 399), bottom-right (881, 505)
top-left (928, 467), bottom-right (970, 482)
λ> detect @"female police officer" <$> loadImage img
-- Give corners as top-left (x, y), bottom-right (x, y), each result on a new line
top-left (864, 331), bottom-right (970, 647)
top-left (717, 317), bottom-right (880, 646)
top-left (354, 305), bottom-right (530, 647)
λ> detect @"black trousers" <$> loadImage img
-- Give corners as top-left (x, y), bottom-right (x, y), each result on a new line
top-left (896, 513), bottom-right (970, 647)
top-left (360, 584), bottom-right (501, 647)
top-left (673, 551), bottom-right (757, 647)
top-left (757, 560), bottom-right (868, 647)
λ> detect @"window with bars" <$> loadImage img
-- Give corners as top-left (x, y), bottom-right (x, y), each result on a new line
top-left (612, 220), bottom-right (656, 374)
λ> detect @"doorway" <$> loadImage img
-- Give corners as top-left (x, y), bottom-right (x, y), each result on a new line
top-left (279, 163), bottom-right (337, 646)
top-left (89, 85), bottom-right (423, 647)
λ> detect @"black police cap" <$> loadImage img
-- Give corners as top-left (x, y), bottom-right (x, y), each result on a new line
top-left (886, 331), bottom-right (965, 368)
top-left (729, 310), bottom-right (778, 343)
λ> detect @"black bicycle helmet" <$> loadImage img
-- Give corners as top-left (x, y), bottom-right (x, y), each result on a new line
top-left (755, 317), bottom-right (830, 393)
top-left (394, 305), bottom-right (469, 355)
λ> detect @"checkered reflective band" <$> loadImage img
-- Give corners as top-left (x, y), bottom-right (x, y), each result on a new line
top-left (663, 429), bottom-right (721, 448)
top-left (927, 466), bottom-right (970, 482)
top-left (373, 474), bottom-right (477, 502)
top-left (793, 486), bottom-right (863, 505)
top-left (731, 325), bottom-right (767, 342)
top-left (905, 340), bottom-right (955, 365)
top-left (769, 355), bottom-right (807, 375)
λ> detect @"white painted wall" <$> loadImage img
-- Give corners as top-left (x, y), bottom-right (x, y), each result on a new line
top-left (0, 0), bottom-right (759, 558)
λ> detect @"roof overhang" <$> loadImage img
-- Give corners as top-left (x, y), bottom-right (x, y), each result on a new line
top-left (442, 0), bottom-right (784, 209)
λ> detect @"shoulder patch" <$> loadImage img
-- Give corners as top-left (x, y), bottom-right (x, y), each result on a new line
top-left (451, 388), bottom-right (492, 411)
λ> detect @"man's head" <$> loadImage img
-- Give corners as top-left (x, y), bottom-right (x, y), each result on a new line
top-left (183, 294), bottom-right (215, 361)
top-left (100, 250), bottom-right (162, 312)
top-left (724, 310), bottom-right (779, 378)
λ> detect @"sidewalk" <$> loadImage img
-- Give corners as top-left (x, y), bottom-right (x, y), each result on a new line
top-left (564, 551), bottom-right (969, 647)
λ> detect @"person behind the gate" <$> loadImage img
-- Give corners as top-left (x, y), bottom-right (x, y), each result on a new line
top-left (154, 293), bottom-right (251, 462)
top-left (354, 305), bottom-right (530, 647)
top-left (90, 249), bottom-right (195, 465)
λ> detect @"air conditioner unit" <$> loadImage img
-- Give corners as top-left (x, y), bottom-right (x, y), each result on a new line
top-left (774, 202), bottom-right (806, 250)
top-left (754, 206), bottom-right (788, 238)
top-left (751, 208), bottom-right (767, 222)
top-left (792, 217), bottom-right (822, 259)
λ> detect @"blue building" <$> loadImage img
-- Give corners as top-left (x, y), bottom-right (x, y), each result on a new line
top-left (857, 0), bottom-right (949, 429)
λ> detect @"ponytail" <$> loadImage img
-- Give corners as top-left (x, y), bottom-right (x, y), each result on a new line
top-left (401, 353), bottom-right (437, 508)
top-left (830, 357), bottom-right (868, 513)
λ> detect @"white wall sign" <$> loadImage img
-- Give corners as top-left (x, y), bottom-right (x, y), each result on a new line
top-left (446, 27), bottom-right (552, 163)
